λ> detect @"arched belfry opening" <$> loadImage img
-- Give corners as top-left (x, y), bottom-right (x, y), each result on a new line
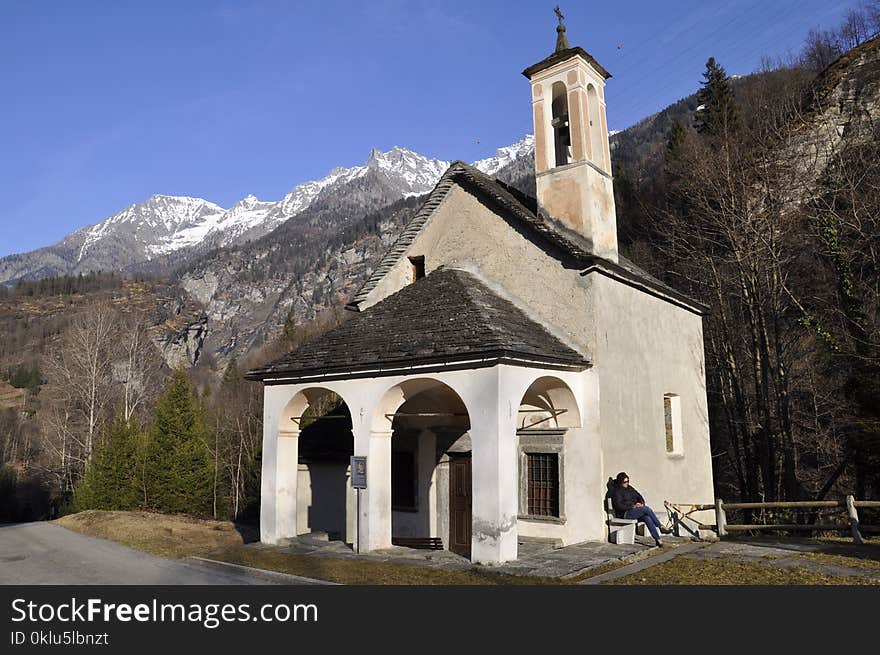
top-left (586, 84), bottom-right (604, 170)
top-left (551, 81), bottom-right (572, 167)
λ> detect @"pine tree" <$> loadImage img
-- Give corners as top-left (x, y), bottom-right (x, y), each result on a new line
top-left (144, 367), bottom-right (214, 515)
top-left (282, 310), bottom-right (298, 349)
top-left (73, 415), bottom-right (142, 511)
top-left (221, 356), bottom-right (241, 393)
top-left (694, 57), bottom-right (739, 138)
top-left (666, 118), bottom-right (687, 159)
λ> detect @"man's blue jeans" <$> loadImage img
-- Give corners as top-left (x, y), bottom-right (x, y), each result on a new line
top-left (624, 506), bottom-right (663, 541)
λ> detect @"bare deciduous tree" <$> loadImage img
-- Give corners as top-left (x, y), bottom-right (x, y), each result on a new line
top-left (44, 303), bottom-right (118, 464)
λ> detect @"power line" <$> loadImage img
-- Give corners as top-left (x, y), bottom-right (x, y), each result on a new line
top-left (603, 0), bottom-right (768, 83)
top-left (608, 0), bottom-right (813, 124)
top-left (609, 0), bottom-right (801, 109)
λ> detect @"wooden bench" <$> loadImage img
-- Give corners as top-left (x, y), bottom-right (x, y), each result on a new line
top-left (392, 537), bottom-right (444, 550)
top-left (605, 498), bottom-right (638, 545)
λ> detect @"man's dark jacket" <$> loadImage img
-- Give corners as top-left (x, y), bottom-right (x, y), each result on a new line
top-left (611, 485), bottom-right (645, 516)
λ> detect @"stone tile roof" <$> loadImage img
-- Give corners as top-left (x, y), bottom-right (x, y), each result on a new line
top-left (246, 268), bottom-right (590, 383)
top-left (349, 160), bottom-right (707, 315)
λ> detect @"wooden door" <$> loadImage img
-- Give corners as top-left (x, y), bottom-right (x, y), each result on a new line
top-left (449, 454), bottom-right (472, 558)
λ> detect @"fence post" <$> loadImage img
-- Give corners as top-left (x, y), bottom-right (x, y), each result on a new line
top-left (846, 495), bottom-right (863, 545)
top-left (715, 498), bottom-right (726, 538)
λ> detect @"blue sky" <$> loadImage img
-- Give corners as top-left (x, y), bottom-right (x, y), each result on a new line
top-left (0, 0), bottom-right (857, 257)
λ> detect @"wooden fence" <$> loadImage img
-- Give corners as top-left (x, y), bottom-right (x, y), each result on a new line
top-left (673, 497), bottom-right (880, 544)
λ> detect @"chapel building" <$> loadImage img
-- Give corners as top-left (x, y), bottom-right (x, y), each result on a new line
top-left (247, 18), bottom-right (715, 564)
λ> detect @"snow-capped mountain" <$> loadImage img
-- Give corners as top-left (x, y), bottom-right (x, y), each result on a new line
top-left (473, 135), bottom-right (535, 176)
top-left (77, 195), bottom-right (226, 262)
top-left (0, 137), bottom-right (537, 284)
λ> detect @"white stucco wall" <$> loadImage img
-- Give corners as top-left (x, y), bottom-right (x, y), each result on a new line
top-left (588, 273), bottom-right (715, 523)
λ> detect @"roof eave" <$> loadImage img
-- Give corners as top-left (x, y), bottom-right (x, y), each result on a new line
top-left (245, 349), bottom-right (591, 385)
top-left (579, 257), bottom-right (709, 315)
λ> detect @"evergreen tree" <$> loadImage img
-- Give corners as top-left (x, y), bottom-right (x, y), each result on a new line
top-left (665, 118), bottom-right (687, 159)
top-left (9, 362), bottom-right (41, 389)
top-left (73, 415), bottom-right (142, 511)
top-left (144, 367), bottom-right (214, 515)
top-left (221, 356), bottom-right (241, 392)
top-left (282, 310), bottom-right (298, 349)
top-left (694, 57), bottom-right (739, 138)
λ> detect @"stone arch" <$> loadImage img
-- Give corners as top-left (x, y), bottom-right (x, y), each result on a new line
top-left (372, 377), bottom-right (471, 434)
top-left (278, 386), bottom-right (354, 433)
top-left (279, 386), bottom-right (354, 542)
top-left (372, 377), bottom-right (473, 556)
top-left (517, 375), bottom-right (582, 430)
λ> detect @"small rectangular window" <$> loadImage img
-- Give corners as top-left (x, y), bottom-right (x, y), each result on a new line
top-left (409, 256), bottom-right (425, 282)
top-left (664, 394), bottom-right (682, 455)
top-left (527, 453), bottom-right (559, 517)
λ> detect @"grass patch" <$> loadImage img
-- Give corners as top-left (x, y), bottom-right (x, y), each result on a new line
top-left (208, 546), bottom-right (561, 585)
top-left (565, 559), bottom-right (630, 583)
top-left (724, 535), bottom-right (880, 572)
top-left (55, 510), bottom-right (257, 559)
top-left (794, 552), bottom-right (880, 572)
top-left (606, 556), bottom-right (879, 585)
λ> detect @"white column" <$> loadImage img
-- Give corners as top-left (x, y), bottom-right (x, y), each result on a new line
top-left (260, 389), bottom-right (283, 543)
top-left (468, 367), bottom-right (519, 564)
top-left (345, 464), bottom-right (355, 546)
top-left (420, 429), bottom-right (438, 537)
top-left (354, 427), bottom-right (393, 551)
top-left (274, 429), bottom-right (300, 541)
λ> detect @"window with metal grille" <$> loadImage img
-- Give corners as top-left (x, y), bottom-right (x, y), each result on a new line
top-left (527, 453), bottom-right (559, 517)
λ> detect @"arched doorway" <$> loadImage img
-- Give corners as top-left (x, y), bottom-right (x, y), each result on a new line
top-left (280, 387), bottom-right (354, 543)
top-left (373, 379), bottom-right (472, 557)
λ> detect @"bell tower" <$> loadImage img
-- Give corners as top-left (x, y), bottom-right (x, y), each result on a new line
top-left (522, 8), bottom-right (618, 262)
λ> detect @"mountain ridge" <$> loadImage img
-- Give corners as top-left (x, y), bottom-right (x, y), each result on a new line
top-left (0, 136), bottom-right (536, 285)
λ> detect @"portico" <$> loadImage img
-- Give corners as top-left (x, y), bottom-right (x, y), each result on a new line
top-left (251, 268), bottom-right (594, 565)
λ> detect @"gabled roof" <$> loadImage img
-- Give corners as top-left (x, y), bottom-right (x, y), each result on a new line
top-left (246, 267), bottom-right (590, 383)
top-left (348, 161), bottom-right (707, 315)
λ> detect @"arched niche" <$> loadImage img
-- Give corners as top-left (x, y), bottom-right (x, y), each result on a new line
top-left (517, 375), bottom-right (582, 431)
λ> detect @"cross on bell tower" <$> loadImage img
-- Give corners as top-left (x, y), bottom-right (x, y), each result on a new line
top-left (522, 9), bottom-right (618, 262)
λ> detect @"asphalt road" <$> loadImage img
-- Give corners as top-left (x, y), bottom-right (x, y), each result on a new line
top-left (0, 522), bottom-right (310, 585)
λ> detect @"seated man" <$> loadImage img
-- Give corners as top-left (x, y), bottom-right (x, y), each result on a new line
top-left (611, 472), bottom-right (671, 547)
